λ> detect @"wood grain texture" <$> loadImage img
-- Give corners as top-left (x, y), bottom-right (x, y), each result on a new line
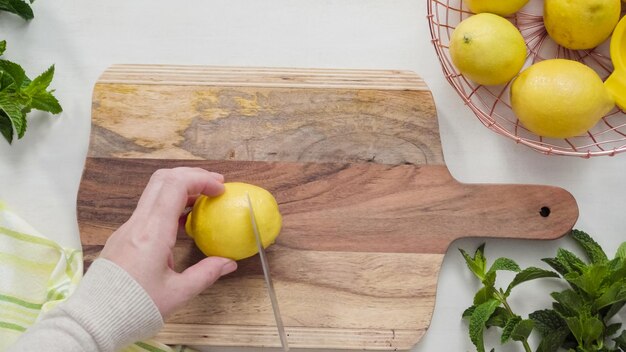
top-left (91, 66), bottom-right (442, 165)
top-left (81, 66), bottom-right (579, 350)
top-left (79, 158), bottom-right (579, 253)
top-left (78, 157), bottom-right (577, 349)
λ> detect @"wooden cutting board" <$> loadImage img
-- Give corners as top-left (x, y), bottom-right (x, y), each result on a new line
top-left (78, 65), bottom-right (579, 350)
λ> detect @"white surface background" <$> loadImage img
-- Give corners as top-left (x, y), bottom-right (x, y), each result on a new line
top-left (1, 1), bottom-right (624, 351)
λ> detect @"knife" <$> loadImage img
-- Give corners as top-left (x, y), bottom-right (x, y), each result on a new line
top-left (246, 193), bottom-right (290, 352)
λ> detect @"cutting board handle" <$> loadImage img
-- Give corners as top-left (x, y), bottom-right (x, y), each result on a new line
top-left (79, 158), bottom-right (579, 255)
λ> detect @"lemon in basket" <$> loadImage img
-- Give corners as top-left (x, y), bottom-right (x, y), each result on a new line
top-left (466, 0), bottom-right (530, 16)
top-left (511, 59), bottom-right (615, 139)
top-left (544, 0), bottom-right (621, 50)
top-left (185, 182), bottom-right (282, 260)
top-left (449, 13), bottom-right (526, 86)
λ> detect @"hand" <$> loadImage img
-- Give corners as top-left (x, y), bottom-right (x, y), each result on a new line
top-left (100, 167), bottom-right (238, 318)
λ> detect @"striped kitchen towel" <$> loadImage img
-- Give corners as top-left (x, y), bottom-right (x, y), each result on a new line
top-left (0, 202), bottom-right (194, 352)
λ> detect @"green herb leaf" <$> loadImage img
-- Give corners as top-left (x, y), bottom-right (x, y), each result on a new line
top-left (551, 289), bottom-right (586, 318)
top-left (23, 65), bottom-right (54, 96)
top-left (605, 301), bottom-right (626, 321)
top-left (617, 242), bottom-right (626, 260)
top-left (543, 257), bottom-right (569, 276)
top-left (557, 248), bottom-right (587, 274)
top-left (486, 307), bottom-right (509, 328)
top-left (469, 299), bottom-right (500, 352)
top-left (564, 264), bottom-right (609, 297)
top-left (473, 286), bottom-right (494, 305)
top-left (530, 309), bottom-right (567, 335)
top-left (0, 41), bottom-right (5, 56)
top-left (565, 315), bottom-right (603, 349)
top-left (488, 257), bottom-right (521, 274)
top-left (501, 316), bottom-right (522, 343)
top-left (0, 59), bottom-right (27, 89)
top-left (0, 92), bottom-right (25, 141)
top-left (594, 279), bottom-right (626, 310)
top-left (606, 323), bottom-right (622, 337)
top-left (30, 91), bottom-right (62, 114)
top-left (462, 305), bottom-right (475, 318)
top-left (536, 328), bottom-right (570, 352)
top-left (506, 267), bottom-right (559, 295)
top-left (510, 319), bottom-right (534, 342)
top-left (0, 0), bottom-right (34, 20)
top-left (460, 244), bottom-right (487, 280)
top-left (0, 111), bottom-right (13, 143)
top-left (572, 230), bottom-right (608, 264)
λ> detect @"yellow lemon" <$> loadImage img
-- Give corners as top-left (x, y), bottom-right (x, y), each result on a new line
top-left (466, 0), bottom-right (530, 16)
top-left (185, 182), bottom-right (282, 260)
top-left (511, 59), bottom-right (615, 139)
top-left (450, 13), bottom-right (527, 86)
top-left (544, 0), bottom-right (621, 50)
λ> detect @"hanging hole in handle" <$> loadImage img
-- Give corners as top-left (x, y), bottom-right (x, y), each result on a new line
top-left (539, 206), bottom-right (551, 217)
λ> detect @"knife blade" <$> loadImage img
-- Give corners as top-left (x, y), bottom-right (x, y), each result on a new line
top-left (246, 193), bottom-right (290, 351)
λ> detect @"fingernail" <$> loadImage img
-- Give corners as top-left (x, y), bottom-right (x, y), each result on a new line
top-left (220, 260), bottom-right (237, 276)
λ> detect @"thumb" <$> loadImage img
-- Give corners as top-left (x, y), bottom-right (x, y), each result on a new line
top-left (177, 256), bottom-right (237, 297)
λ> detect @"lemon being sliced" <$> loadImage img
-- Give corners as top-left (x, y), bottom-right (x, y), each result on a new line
top-left (185, 182), bottom-right (282, 261)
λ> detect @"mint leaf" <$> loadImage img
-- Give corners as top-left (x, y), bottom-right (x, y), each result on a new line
top-left (0, 0), bottom-right (34, 20)
top-left (488, 257), bottom-right (521, 274)
top-left (485, 307), bottom-right (509, 328)
top-left (543, 257), bottom-right (569, 276)
top-left (0, 111), bottom-right (13, 143)
top-left (469, 299), bottom-right (500, 352)
top-left (0, 41), bottom-right (5, 56)
top-left (551, 289), bottom-right (585, 318)
top-left (30, 91), bottom-right (62, 114)
top-left (531, 311), bottom-right (571, 352)
top-left (572, 230), bottom-right (608, 264)
top-left (606, 323), bottom-right (622, 337)
top-left (0, 49), bottom-right (61, 142)
top-left (617, 242), bottom-right (626, 260)
top-left (536, 328), bottom-right (570, 352)
top-left (463, 305), bottom-right (475, 318)
top-left (23, 65), bottom-right (54, 96)
top-left (564, 264), bottom-right (608, 297)
top-left (594, 279), bottom-right (626, 309)
top-left (565, 315), bottom-right (603, 349)
top-left (0, 59), bottom-right (27, 89)
top-left (557, 248), bottom-right (586, 274)
top-left (606, 301), bottom-right (626, 320)
top-left (510, 319), bottom-right (534, 342)
top-left (460, 244), bottom-right (487, 280)
top-left (506, 267), bottom-right (559, 295)
top-left (530, 309), bottom-right (567, 335)
top-left (501, 316), bottom-right (522, 343)
top-left (0, 92), bottom-right (25, 140)
top-left (474, 286), bottom-right (494, 305)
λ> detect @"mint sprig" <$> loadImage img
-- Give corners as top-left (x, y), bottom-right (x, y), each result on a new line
top-left (0, 0), bottom-right (34, 20)
top-left (461, 230), bottom-right (626, 352)
top-left (0, 40), bottom-right (61, 144)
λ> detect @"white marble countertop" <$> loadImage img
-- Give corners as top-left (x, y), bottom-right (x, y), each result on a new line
top-left (1, 1), bottom-right (624, 351)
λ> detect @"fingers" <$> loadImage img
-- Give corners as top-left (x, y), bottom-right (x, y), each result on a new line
top-left (132, 168), bottom-right (225, 240)
top-left (176, 257), bottom-right (237, 297)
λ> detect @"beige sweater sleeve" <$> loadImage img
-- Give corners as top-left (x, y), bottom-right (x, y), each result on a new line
top-left (8, 258), bottom-right (163, 352)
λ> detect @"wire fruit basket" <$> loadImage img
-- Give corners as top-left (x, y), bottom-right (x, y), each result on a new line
top-left (427, 0), bottom-right (626, 157)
